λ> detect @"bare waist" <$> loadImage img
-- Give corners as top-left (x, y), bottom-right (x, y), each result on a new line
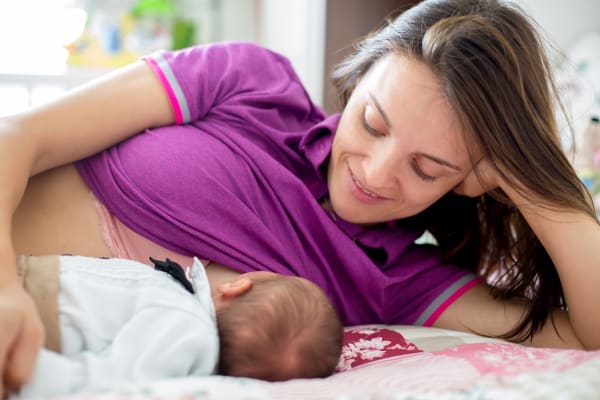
top-left (12, 163), bottom-right (113, 257)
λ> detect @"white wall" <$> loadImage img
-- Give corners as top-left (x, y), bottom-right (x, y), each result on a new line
top-left (210, 0), bottom-right (327, 106)
top-left (515, 0), bottom-right (600, 53)
top-left (217, 0), bottom-right (255, 42)
top-left (256, 0), bottom-right (326, 106)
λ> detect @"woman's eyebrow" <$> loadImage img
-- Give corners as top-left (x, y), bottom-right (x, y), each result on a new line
top-left (368, 91), bottom-right (462, 172)
top-left (420, 154), bottom-right (462, 172)
top-left (368, 92), bottom-right (392, 129)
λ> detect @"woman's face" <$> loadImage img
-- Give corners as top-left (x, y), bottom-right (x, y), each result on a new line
top-left (328, 53), bottom-right (478, 224)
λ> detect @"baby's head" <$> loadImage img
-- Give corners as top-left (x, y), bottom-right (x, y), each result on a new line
top-left (213, 272), bottom-right (343, 381)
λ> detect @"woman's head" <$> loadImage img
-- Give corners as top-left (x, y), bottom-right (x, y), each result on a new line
top-left (329, 51), bottom-right (475, 223)
top-left (329, 0), bottom-right (589, 222)
top-left (329, 0), bottom-right (595, 341)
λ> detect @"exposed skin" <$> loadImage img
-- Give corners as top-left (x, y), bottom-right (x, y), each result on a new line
top-left (328, 54), bottom-right (478, 224)
top-left (1, 62), bottom-right (174, 395)
top-left (1, 44), bottom-right (599, 395)
top-left (329, 54), bottom-right (589, 350)
top-left (211, 271), bottom-right (279, 309)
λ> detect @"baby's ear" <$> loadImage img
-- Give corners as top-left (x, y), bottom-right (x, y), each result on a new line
top-left (218, 276), bottom-right (252, 298)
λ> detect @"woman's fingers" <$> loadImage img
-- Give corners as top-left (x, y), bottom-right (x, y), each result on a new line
top-left (0, 283), bottom-right (44, 394)
top-left (0, 308), bottom-right (17, 399)
top-left (4, 317), bottom-right (43, 390)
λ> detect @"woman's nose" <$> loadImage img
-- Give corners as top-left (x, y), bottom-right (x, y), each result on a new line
top-left (362, 144), bottom-right (401, 189)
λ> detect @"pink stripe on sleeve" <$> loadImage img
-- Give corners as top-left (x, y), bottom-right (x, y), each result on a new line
top-left (423, 278), bottom-right (480, 326)
top-left (143, 57), bottom-right (184, 124)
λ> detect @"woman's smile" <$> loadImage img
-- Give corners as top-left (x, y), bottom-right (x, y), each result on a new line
top-left (347, 163), bottom-right (389, 204)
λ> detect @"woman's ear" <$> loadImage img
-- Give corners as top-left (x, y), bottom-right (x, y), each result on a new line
top-left (217, 276), bottom-right (253, 298)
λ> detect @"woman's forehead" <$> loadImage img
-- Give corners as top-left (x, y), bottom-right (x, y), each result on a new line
top-left (359, 53), bottom-right (479, 168)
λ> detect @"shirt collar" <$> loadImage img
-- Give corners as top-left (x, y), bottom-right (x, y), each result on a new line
top-left (299, 113), bottom-right (341, 200)
top-left (190, 257), bottom-right (216, 321)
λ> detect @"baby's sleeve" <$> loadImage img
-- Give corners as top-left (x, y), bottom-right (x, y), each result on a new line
top-left (20, 306), bottom-right (219, 397)
top-left (142, 42), bottom-right (298, 124)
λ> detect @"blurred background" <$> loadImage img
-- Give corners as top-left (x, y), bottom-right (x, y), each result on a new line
top-left (0, 0), bottom-right (599, 123)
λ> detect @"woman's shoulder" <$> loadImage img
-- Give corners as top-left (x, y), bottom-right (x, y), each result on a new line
top-left (157, 40), bottom-right (295, 76)
top-left (206, 41), bottom-right (289, 59)
top-left (143, 41), bottom-right (312, 123)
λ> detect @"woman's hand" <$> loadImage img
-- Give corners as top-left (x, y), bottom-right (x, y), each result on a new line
top-left (0, 279), bottom-right (44, 397)
top-left (452, 157), bottom-right (600, 349)
top-left (453, 158), bottom-right (501, 197)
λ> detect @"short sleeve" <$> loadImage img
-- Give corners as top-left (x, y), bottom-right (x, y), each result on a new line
top-left (142, 42), bottom-right (300, 124)
top-left (382, 243), bottom-right (480, 326)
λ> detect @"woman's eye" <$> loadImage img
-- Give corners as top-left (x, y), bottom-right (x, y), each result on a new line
top-left (361, 113), bottom-right (385, 138)
top-left (411, 159), bottom-right (436, 182)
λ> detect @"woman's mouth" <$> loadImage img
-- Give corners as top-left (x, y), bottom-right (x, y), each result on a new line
top-left (347, 165), bottom-right (386, 203)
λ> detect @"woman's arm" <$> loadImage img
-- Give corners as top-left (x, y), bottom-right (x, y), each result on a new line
top-left (6, 61), bottom-right (174, 176)
top-left (453, 160), bottom-right (600, 350)
top-left (434, 283), bottom-right (585, 349)
top-left (0, 60), bottom-right (174, 394)
top-left (502, 184), bottom-right (600, 350)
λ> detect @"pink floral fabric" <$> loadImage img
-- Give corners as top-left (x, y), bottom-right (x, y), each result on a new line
top-left (336, 327), bottom-right (422, 371)
top-left (337, 326), bottom-right (600, 380)
top-left (437, 342), bottom-right (600, 376)
top-left (37, 326), bottom-right (600, 400)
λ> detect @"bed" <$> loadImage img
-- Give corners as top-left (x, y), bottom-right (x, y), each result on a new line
top-left (34, 325), bottom-right (600, 400)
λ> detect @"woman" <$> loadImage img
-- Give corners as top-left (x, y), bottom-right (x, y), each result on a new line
top-left (1, 0), bottom-right (598, 395)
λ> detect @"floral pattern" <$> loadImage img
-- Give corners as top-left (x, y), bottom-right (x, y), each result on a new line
top-left (336, 327), bottom-right (422, 372)
top-left (27, 326), bottom-right (600, 400)
top-left (437, 342), bottom-right (600, 376)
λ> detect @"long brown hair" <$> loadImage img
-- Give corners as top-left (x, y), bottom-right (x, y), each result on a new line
top-left (332, 0), bottom-right (596, 341)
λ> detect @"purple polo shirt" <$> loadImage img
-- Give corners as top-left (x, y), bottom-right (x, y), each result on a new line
top-left (76, 42), bottom-right (478, 326)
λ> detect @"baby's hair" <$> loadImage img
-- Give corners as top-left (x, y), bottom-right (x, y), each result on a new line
top-left (216, 275), bottom-right (343, 381)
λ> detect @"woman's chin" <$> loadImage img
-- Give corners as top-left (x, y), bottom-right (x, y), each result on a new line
top-left (333, 203), bottom-right (377, 224)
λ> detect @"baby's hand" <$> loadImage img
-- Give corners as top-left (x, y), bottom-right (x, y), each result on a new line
top-left (0, 280), bottom-right (44, 397)
top-left (453, 158), bottom-right (500, 197)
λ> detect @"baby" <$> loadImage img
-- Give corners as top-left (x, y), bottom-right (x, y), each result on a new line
top-left (14, 255), bottom-right (343, 397)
